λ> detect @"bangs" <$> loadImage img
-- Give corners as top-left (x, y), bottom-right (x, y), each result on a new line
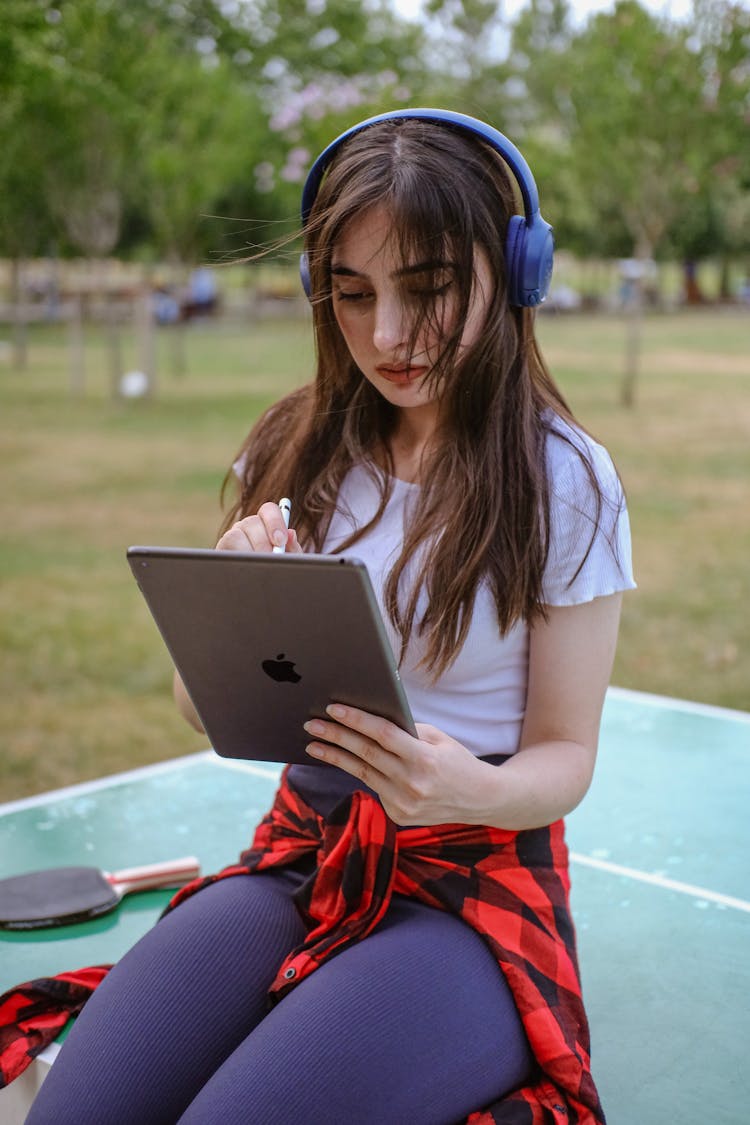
top-left (388, 194), bottom-right (476, 390)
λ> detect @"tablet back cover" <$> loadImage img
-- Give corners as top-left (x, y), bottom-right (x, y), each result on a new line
top-left (128, 547), bottom-right (416, 764)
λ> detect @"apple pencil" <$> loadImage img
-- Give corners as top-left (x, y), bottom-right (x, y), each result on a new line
top-left (272, 497), bottom-right (292, 553)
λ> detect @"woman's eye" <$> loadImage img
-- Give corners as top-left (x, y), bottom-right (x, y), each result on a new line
top-left (402, 274), bottom-right (454, 301)
top-left (405, 279), bottom-right (454, 300)
top-left (335, 290), bottom-right (372, 303)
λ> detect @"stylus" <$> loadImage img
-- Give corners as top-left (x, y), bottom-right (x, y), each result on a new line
top-left (272, 498), bottom-right (292, 553)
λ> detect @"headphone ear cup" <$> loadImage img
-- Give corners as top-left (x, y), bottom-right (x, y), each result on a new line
top-left (504, 215), bottom-right (526, 307)
top-left (522, 221), bottom-right (554, 308)
top-left (504, 216), bottom-right (554, 308)
top-left (300, 252), bottom-right (312, 301)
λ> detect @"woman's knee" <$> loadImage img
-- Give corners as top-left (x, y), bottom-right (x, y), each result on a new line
top-left (26, 873), bottom-right (307, 1125)
top-left (179, 897), bottom-right (533, 1125)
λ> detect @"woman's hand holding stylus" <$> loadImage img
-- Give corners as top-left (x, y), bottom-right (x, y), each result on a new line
top-left (216, 499), bottom-right (300, 554)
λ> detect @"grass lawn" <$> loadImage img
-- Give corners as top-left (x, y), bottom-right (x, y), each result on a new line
top-left (1, 307), bottom-right (748, 800)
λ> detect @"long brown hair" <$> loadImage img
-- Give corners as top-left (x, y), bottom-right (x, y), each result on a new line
top-left (224, 117), bottom-right (603, 677)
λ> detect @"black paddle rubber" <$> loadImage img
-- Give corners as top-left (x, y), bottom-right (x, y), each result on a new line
top-left (0, 866), bottom-right (120, 930)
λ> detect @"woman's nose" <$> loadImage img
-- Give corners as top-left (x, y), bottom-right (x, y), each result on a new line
top-left (372, 295), bottom-right (408, 353)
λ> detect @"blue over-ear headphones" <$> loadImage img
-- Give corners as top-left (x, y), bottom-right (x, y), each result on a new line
top-left (299, 108), bottom-right (553, 308)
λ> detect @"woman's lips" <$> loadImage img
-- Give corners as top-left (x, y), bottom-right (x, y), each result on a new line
top-left (375, 364), bottom-right (428, 385)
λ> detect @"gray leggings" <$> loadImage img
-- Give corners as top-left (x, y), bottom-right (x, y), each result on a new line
top-left (27, 764), bottom-right (533, 1124)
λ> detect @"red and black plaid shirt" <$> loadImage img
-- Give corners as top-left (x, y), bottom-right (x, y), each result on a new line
top-left (1, 770), bottom-right (605, 1123)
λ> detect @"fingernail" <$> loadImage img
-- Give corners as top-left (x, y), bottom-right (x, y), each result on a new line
top-left (326, 704), bottom-right (346, 719)
top-left (304, 720), bottom-right (324, 735)
top-left (272, 529), bottom-right (286, 547)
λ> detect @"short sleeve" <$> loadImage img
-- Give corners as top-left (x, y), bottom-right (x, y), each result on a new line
top-left (541, 423), bottom-right (637, 606)
top-left (232, 451), bottom-right (247, 480)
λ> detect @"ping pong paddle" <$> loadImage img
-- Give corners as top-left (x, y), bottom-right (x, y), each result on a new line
top-left (0, 856), bottom-right (201, 930)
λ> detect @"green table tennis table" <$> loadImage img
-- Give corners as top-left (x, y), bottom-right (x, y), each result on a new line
top-left (1, 686), bottom-right (748, 1124)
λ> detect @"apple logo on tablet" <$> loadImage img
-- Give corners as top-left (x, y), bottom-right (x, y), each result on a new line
top-left (262, 653), bottom-right (302, 684)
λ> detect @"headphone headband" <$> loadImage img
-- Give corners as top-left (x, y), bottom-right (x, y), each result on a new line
top-left (299, 107), bottom-right (553, 308)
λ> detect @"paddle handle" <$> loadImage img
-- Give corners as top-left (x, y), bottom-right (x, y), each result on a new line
top-left (107, 857), bottom-right (201, 895)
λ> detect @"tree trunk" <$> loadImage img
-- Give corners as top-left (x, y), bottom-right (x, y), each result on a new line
top-left (169, 260), bottom-right (188, 378)
top-left (169, 320), bottom-right (188, 378)
top-left (683, 260), bottom-right (705, 304)
top-left (135, 289), bottom-right (157, 397)
top-left (68, 295), bottom-right (86, 395)
top-left (105, 296), bottom-right (123, 400)
top-left (619, 238), bottom-right (654, 409)
top-left (621, 286), bottom-right (643, 408)
top-left (9, 257), bottom-right (28, 372)
top-left (90, 258), bottom-right (124, 399)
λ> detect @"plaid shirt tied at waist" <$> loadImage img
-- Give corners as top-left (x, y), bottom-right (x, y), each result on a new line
top-left (1, 768), bottom-right (605, 1124)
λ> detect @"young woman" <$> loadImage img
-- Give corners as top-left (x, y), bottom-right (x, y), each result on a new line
top-left (23, 110), bottom-right (634, 1124)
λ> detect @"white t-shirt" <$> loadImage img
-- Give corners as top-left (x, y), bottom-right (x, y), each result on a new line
top-left (320, 417), bottom-right (636, 758)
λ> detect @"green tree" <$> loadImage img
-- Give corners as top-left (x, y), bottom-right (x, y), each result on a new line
top-left (132, 46), bottom-right (263, 377)
top-left (681, 0), bottom-right (750, 296)
top-left (133, 54), bottom-right (258, 265)
top-left (424, 0), bottom-right (504, 71)
top-left (552, 2), bottom-right (709, 402)
top-left (233, 1), bottom-right (429, 225)
top-left (248, 0), bottom-right (424, 84)
top-left (503, 0), bottom-right (616, 256)
top-left (0, 2), bottom-right (64, 367)
top-left (563, 3), bottom-right (705, 263)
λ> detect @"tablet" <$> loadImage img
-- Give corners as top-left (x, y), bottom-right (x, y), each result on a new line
top-left (127, 546), bottom-right (417, 765)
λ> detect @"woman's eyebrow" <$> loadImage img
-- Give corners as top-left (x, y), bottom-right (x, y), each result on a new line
top-left (330, 259), bottom-right (454, 279)
top-left (395, 260), bottom-right (455, 277)
top-left (330, 265), bottom-right (362, 277)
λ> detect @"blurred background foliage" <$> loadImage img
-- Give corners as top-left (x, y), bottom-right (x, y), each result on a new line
top-left (1, 0), bottom-right (748, 278)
